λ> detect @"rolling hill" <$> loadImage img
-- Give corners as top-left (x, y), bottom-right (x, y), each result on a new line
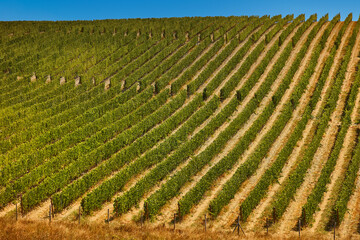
top-left (1, 13), bottom-right (360, 238)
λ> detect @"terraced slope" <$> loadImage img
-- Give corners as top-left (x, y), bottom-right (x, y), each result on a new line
top-left (1, 14), bottom-right (360, 238)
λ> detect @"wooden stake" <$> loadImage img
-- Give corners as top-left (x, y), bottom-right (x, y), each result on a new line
top-left (204, 214), bottom-right (207, 232)
top-left (298, 219), bottom-right (301, 239)
top-left (78, 206), bottom-right (81, 224)
top-left (49, 204), bottom-right (52, 223)
top-left (233, 215), bottom-right (245, 236)
top-left (334, 221), bottom-right (336, 240)
top-left (107, 209), bottom-right (110, 224)
top-left (173, 213), bottom-right (176, 230)
top-left (16, 203), bottom-right (18, 221)
top-left (237, 215), bottom-right (240, 236)
top-left (272, 207), bottom-right (277, 222)
top-left (233, 221), bottom-right (237, 233)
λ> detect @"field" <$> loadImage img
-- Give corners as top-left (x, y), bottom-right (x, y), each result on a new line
top-left (1, 14), bottom-right (360, 239)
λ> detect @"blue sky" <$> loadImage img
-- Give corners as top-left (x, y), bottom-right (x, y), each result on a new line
top-left (0, 0), bottom-right (359, 21)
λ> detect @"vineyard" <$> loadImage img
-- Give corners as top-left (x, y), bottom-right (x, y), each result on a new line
top-left (1, 14), bottom-right (360, 238)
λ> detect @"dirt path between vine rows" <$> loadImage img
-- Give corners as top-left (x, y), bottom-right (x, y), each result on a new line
top-left (24, 199), bottom-right (52, 221)
top-left (0, 203), bottom-right (16, 218)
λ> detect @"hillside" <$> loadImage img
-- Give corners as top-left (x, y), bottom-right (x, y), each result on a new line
top-left (1, 14), bottom-right (360, 238)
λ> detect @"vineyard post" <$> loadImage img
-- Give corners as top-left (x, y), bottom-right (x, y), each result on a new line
top-left (78, 206), bottom-right (81, 225)
top-left (141, 213), bottom-right (143, 228)
top-left (49, 204), bottom-right (52, 223)
top-left (233, 215), bottom-right (240, 236)
top-left (173, 213), bottom-right (176, 230)
top-left (237, 215), bottom-right (240, 236)
top-left (298, 219), bottom-right (301, 239)
top-left (334, 221), bottom-right (336, 240)
top-left (301, 208), bottom-right (306, 226)
top-left (107, 209), bottom-right (110, 224)
top-left (144, 202), bottom-right (149, 220)
top-left (272, 207), bottom-right (277, 222)
top-left (204, 214), bottom-right (207, 232)
top-left (16, 203), bottom-right (18, 221)
top-left (20, 195), bottom-right (23, 216)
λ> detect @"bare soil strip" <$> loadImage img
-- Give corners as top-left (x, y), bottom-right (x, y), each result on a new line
top-left (0, 203), bottom-right (15, 218)
top-left (24, 199), bottom-right (52, 221)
